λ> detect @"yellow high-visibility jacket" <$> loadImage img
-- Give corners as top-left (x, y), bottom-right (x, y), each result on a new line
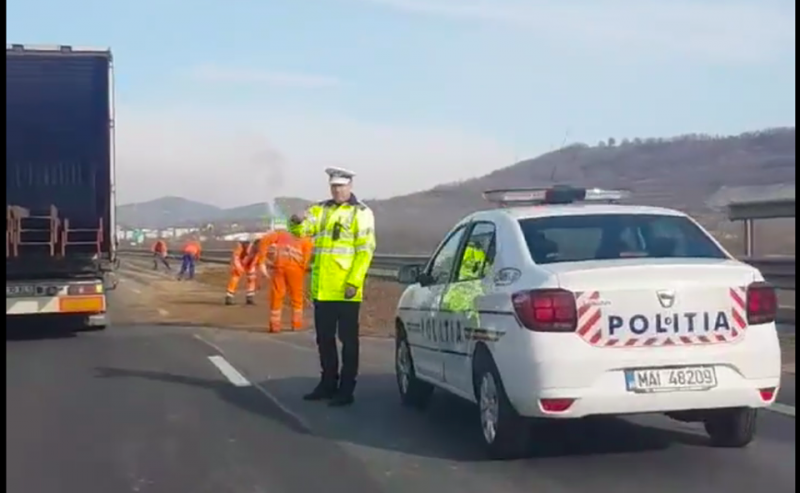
top-left (459, 245), bottom-right (487, 281)
top-left (290, 196), bottom-right (376, 302)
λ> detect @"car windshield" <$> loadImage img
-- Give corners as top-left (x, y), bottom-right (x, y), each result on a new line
top-left (518, 213), bottom-right (727, 265)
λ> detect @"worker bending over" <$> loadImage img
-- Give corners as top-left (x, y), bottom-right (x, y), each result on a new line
top-left (152, 239), bottom-right (171, 271)
top-left (258, 224), bottom-right (313, 332)
top-left (225, 239), bottom-right (260, 305)
top-left (177, 239), bottom-right (201, 280)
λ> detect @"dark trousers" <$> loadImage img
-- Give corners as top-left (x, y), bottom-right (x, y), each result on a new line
top-left (178, 254), bottom-right (195, 279)
top-left (153, 252), bottom-right (171, 271)
top-left (314, 300), bottom-right (361, 394)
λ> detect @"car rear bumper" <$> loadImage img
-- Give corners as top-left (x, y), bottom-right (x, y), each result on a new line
top-left (495, 325), bottom-right (784, 418)
top-left (512, 375), bottom-right (782, 418)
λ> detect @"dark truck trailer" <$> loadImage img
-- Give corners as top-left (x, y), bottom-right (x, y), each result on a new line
top-left (6, 44), bottom-right (117, 330)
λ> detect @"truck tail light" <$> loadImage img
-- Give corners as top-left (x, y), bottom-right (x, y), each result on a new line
top-left (67, 284), bottom-right (102, 296)
top-left (512, 288), bottom-right (577, 332)
top-left (746, 282), bottom-right (777, 325)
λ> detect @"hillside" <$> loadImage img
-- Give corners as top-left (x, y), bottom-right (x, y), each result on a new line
top-left (371, 128), bottom-right (795, 252)
top-left (119, 127), bottom-right (795, 253)
top-left (118, 197), bottom-right (312, 229)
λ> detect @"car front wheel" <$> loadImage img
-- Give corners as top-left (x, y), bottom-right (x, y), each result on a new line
top-left (395, 330), bottom-right (434, 410)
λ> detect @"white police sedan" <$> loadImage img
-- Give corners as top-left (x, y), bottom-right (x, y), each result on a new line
top-left (393, 186), bottom-right (782, 459)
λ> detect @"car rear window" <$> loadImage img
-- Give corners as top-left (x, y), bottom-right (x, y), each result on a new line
top-left (518, 213), bottom-right (727, 265)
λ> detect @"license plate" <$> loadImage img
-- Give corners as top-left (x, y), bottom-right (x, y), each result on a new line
top-left (6, 285), bottom-right (36, 297)
top-left (625, 366), bottom-right (718, 393)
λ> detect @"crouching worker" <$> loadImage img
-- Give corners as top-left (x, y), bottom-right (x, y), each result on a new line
top-left (225, 239), bottom-right (260, 305)
top-left (177, 239), bottom-right (201, 280)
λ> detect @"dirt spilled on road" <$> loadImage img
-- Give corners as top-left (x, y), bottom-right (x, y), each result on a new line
top-left (121, 261), bottom-right (404, 337)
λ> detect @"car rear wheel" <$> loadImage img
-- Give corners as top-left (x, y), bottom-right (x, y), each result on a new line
top-left (474, 352), bottom-right (532, 460)
top-left (395, 328), bottom-right (434, 410)
top-left (704, 407), bottom-right (757, 448)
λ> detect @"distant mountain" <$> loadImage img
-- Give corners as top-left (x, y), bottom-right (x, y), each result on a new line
top-left (117, 196), bottom-right (223, 229)
top-left (118, 197), bottom-right (312, 229)
top-left (119, 127), bottom-right (795, 254)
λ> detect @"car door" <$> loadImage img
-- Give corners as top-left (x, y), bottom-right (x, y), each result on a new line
top-left (440, 221), bottom-right (497, 394)
top-left (409, 224), bottom-right (470, 383)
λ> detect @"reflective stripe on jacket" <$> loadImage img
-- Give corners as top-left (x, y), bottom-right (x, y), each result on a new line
top-left (290, 195), bottom-right (376, 302)
top-left (260, 231), bottom-right (313, 270)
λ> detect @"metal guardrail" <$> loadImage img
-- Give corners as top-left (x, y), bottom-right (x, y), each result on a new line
top-left (119, 249), bottom-right (795, 324)
top-left (119, 249), bottom-right (794, 285)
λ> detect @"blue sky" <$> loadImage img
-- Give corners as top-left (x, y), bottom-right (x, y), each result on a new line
top-left (7, 0), bottom-right (796, 206)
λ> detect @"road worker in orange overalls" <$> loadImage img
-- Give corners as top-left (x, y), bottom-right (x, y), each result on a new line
top-left (225, 238), bottom-right (261, 305)
top-left (177, 239), bottom-right (202, 280)
top-left (257, 224), bottom-right (313, 333)
top-left (151, 239), bottom-right (171, 271)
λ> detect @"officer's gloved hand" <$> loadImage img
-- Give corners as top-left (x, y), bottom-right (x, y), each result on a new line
top-left (344, 285), bottom-right (358, 299)
top-left (289, 213), bottom-right (305, 225)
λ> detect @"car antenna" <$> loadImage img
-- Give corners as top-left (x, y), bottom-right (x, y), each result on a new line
top-left (548, 127), bottom-right (571, 184)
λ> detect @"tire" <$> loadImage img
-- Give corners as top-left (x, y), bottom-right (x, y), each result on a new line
top-left (473, 350), bottom-right (532, 460)
top-left (75, 313), bottom-right (109, 332)
top-left (78, 324), bottom-right (107, 332)
top-left (395, 326), bottom-right (434, 410)
top-left (704, 407), bottom-right (757, 448)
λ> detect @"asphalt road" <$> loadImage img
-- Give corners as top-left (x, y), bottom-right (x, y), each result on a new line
top-left (5, 276), bottom-right (797, 493)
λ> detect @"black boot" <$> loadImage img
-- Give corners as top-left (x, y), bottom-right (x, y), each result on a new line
top-left (328, 391), bottom-right (355, 407)
top-left (328, 382), bottom-right (355, 407)
top-left (224, 297), bottom-right (234, 306)
top-left (245, 296), bottom-right (255, 306)
top-left (303, 381), bottom-right (337, 401)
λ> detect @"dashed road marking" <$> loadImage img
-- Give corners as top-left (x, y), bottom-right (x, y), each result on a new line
top-left (130, 287), bottom-right (142, 294)
top-left (157, 308), bottom-right (169, 316)
top-left (208, 355), bottom-right (252, 387)
top-left (768, 402), bottom-right (796, 418)
top-left (193, 333), bottom-right (313, 432)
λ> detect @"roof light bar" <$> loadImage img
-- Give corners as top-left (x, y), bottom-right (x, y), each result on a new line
top-left (483, 186), bottom-right (631, 207)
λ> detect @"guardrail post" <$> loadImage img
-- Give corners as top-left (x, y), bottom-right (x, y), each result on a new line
top-left (743, 219), bottom-right (755, 257)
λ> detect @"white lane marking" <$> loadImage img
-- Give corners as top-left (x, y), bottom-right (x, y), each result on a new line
top-left (768, 402), bottom-right (796, 418)
top-left (131, 287), bottom-right (142, 294)
top-left (193, 334), bottom-right (313, 431)
top-left (208, 355), bottom-right (252, 387)
top-left (157, 308), bottom-right (169, 316)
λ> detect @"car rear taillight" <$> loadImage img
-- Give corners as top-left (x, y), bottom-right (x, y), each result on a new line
top-left (512, 288), bottom-right (577, 332)
top-left (746, 282), bottom-right (777, 325)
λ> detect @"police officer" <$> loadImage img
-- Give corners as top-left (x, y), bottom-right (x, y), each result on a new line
top-left (289, 167), bottom-right (376, 406)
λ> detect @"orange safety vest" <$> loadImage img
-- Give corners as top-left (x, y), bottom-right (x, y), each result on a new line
top-left (183, 242), bottom-right (201, 257)
top-left (152, 240), bottom-right (167, 254)
top-left (259, 231), bottom-right (312, 270)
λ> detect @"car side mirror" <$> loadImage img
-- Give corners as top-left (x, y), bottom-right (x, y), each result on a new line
top-left (397, 264), bottom-right (424, 285)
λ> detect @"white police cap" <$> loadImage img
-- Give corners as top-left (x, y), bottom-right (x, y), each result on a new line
top-left (325, 166), bottom-right (356, 185)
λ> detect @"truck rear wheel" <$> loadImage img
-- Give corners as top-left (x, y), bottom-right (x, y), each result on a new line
top-left (76, 313), bottom-right (109, 332)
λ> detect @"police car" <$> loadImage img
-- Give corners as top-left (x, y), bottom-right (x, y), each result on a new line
top-left (393, 186), bottom-right (782, 459)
